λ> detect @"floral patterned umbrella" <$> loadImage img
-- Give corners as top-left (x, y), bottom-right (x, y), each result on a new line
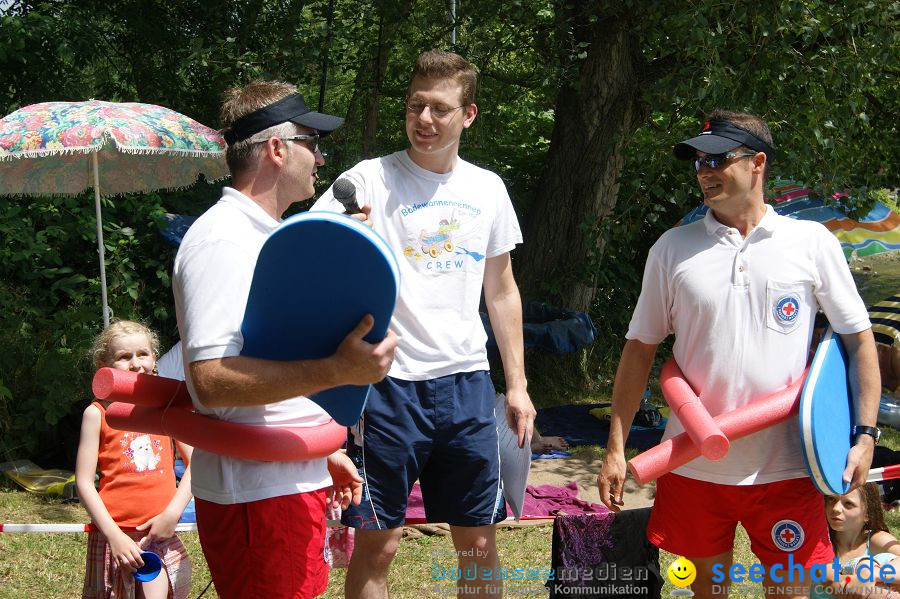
top-left (0, 100), bottom-right (227, 325)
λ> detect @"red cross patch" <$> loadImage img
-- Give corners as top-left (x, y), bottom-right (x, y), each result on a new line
top-left (771, 520), bottom-right (804, 551)
top-left (775, 295), bottom-right (801, 324)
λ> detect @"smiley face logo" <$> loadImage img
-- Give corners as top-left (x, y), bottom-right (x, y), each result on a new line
top-left (667, 557), bottom-right (696, 587)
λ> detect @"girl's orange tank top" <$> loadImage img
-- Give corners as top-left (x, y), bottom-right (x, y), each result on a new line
top-left (93, 401), bottom-right (177, 527)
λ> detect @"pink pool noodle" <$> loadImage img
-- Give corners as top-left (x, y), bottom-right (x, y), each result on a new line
top-left (106, 402), bottom-right (167, 435)
top-left (93, 368), bottom-right (192, 409)
top-left (105, 402), bottom-right (347, 462)
top-left (659, 358), bottom-right (729, 460)
top-left (629, 367), bottom-right (808, 486)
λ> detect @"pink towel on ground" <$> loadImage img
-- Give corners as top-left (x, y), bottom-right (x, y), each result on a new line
top-left (522, 482), bottom-right (609, 517)
top-left (405, 481), bottom-right (607, 521)
top-left (407, 483), bottom-right (427, 521)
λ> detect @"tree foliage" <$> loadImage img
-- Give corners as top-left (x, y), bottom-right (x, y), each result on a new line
top-left (0, 0), bottom-right (896, 464)
top-left (516, 0), bottom-right (899, 308)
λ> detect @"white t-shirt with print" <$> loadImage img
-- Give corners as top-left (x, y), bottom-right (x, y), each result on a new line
top-left (173, 187), bottom-right (331, 504)
top-left (627, 205), bottom-right (870, 485)
top-left (313, 150), bottom-right (523, 380)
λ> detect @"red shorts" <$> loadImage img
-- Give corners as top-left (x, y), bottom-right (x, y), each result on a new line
top-left (647, 474), bottom-right (834, 568)
top-left (196, 490), bottom-right (329, 598)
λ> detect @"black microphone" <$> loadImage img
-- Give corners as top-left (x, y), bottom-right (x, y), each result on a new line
top-left (333, 178), bottom-right (362, 215)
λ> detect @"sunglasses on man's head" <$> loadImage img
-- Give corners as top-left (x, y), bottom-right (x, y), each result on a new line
top-left (693, 151), bottom-right (757, 172)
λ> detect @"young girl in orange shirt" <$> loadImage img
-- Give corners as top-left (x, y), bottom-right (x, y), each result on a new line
top-left (76, 320), bottom-right (193, 599)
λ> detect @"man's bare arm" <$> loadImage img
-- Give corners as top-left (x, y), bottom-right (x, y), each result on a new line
top-left (597, 339), bottom-right (658, 511)
top-left (191, 314), bottom-right (397, 408)
top-left (840, 327), bottom-right (880, 489)
top-left (484, 253), bottom-right (535, 447)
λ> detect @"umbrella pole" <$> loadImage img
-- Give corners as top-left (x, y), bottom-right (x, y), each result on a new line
top-left (92, 153), bottom-right (110, 327)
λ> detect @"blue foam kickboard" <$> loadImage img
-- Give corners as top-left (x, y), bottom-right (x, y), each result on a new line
top-left (800, 326), bottom-right (853, 494)
top-left (241, 211), bottom-right (399, 426)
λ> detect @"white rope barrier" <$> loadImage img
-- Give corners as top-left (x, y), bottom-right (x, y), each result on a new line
top-left (0, 523), bottom-right (198, 533)
top-left (0, 520), bottom-right (348, 533)
top-left (1, 516), bottom-right (549, 533)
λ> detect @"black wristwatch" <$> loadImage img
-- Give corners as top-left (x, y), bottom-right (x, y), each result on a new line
top-left (852, 425), bottom-right (882, 444)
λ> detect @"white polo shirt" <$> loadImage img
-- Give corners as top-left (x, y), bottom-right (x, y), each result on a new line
top-left (627, 205), bottom-right (870, 484)
top-left (173, 188), bottom-right (331, 504)
top-left (313, 150), bottom-right (523, 380)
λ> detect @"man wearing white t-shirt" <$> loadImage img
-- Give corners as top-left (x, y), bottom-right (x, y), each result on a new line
top-left (596, 110), bottom-right (880, 599)
top-left (313, 50), bottom-right (535, 599)
top-left (172, 80), bottom-right (397, 598)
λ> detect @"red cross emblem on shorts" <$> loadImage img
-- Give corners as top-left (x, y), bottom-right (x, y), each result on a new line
top-left (772, 520), bottom-right (803, 551)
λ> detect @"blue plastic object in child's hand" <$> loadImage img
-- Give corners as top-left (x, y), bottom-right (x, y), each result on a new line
top-left (133, 551), bottom-right (162, 582)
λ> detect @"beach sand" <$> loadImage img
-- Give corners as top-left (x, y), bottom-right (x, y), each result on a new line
top-left (526, 447), bottom-right (656, 513)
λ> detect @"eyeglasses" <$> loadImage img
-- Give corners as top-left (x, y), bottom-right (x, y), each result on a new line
top-left (693, 151), bottom-right (757, 172)
top-left (253, 134), bottom-right (322, 154)
top-left (281, 134), bottom-right (321, 154)
top-left (405, 101), bottom-right (466, 119)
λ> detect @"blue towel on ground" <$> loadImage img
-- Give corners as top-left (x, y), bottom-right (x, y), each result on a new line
top-left (536, 404), bottom-right (665, 450)
top-left (532, 449), bottom-right (572, 460)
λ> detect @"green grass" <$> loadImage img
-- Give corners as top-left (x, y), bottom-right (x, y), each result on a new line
top-left (882, 425), bottom-right (900, 449)
top-left (5, 486), bottom-right (896, 599)
top-left (0, 483), bottom-right (554, 598)
top-left (4, 459), bottom-right (899, 598)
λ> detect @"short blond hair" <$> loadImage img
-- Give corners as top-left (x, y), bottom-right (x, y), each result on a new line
top-left (90, 320), bottom-right (159, 370)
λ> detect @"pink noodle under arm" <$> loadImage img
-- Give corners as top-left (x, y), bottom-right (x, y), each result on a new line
top-left (659, 358), bottom-right (730, 460)
top-left (93, 367), bottom-right (192, 408)
top-left (100, 368), bottom-right (347, 462)
top-left (629, 366), bottom-right (808, 486)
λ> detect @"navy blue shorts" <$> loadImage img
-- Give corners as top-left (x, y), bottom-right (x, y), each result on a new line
top-left (341, 370), bottom-right (506, 529)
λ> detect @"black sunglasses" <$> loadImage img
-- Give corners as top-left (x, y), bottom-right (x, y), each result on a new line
top-left (251, 134), bottom-right (322, 154)
top-left (281, 134), bottom-right (321, 154)
top-left (693, 151), bottom-right (757, 172)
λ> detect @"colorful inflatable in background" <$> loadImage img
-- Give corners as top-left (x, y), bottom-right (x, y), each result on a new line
top-left (679, 180), bottom-right (900, 258)
top-left (0, 460), bottom-right (76, 498)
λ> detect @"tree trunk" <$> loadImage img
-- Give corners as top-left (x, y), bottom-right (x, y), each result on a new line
top-left (362, 14), bottom-right (387, 158)
top-left (518, 14), bottom-right (646, 312)
top-left (331, 0), bottom-right (413, 162)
